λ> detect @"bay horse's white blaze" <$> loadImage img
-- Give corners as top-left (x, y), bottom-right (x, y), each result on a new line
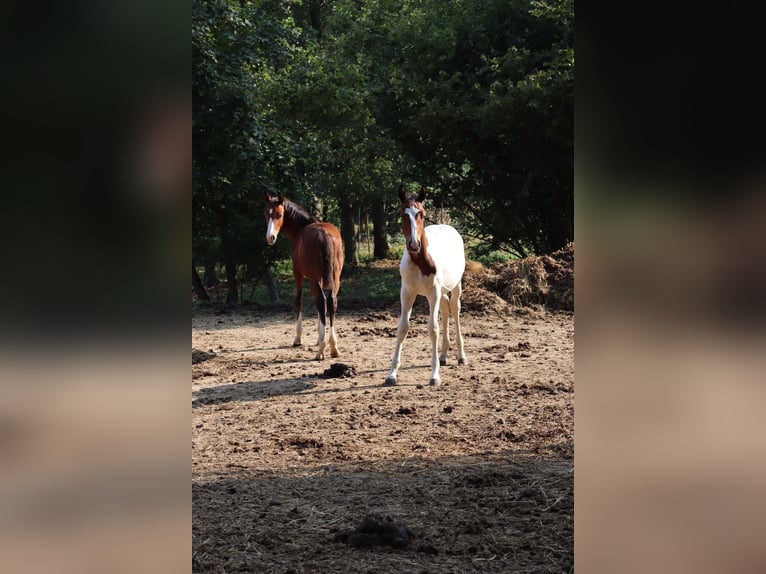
top-left (385, 185), bottom-right (467, 386)
top-left (265, 209), bottom-right (278, 245)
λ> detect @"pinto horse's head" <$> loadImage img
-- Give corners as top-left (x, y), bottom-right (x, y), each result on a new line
top-left (399, 184), bottom-right (427, 254)
top-left (264, 192), bottom-right (286, 245)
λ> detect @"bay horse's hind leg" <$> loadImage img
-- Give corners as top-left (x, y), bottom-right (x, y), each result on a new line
top-left (451, 281), bottom-right (467, 365)
top-left (310, 281), bottom-right (328, 360)
top-left (327, 289), bottom-right (339, 358)
top-left (292, 271), bottom-right (304, 346)
top-left (438, 291), bottom-right (451, 366)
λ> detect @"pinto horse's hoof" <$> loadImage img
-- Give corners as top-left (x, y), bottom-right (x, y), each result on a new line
top-left (458, 358), bottom-right (466, 365)
top-left (429, 378), bottom-right (442, 387)
top-left (292, 342), bottom-right (302, 347)
top-left (439, 357), bottom-right (447, 366)
top-left (331, 349), bottom-right (339, 358)
top-left (383, 377), bottom-right (397, 386)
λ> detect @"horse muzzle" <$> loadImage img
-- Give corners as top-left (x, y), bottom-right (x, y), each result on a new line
top-left (266, 234), bottom-right (277, 245)
top-left (406, 241), bottom-right (421, 254)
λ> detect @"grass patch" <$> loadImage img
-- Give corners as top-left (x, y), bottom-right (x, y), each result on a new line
top-left (339, 262), bottom-right (401, 301)
top-left (196, 260), bottom-right (403, 307)
top-left (194, 234), bottom-right (516, 307)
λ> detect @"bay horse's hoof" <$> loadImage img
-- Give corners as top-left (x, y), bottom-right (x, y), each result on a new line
top-left (383, 377), bottom-right (397, 386)
top-left (439, 357), bottom-right (447, 366)
top-left (429, 378), bottom-right (442, 387)
top-left (458, 358), bottom-right (466, 365)
top-left (292, 342), bottom-right (302, 347)
top-left (331, 349), bottom-right (339, 358)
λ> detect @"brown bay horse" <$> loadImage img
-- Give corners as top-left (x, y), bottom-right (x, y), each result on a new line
top-left (264, 192), bottom-right (344, 360)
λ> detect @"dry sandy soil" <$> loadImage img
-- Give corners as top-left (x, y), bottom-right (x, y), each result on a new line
top-left (192, 279), bottom-right (573, 573)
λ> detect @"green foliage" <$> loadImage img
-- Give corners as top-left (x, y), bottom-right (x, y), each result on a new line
top-left (192, 0), bottom-right (573, 301)
top-left (192, 0), bottom-right (313, 284)
top-left (376, 0), bottom-right (574, 256)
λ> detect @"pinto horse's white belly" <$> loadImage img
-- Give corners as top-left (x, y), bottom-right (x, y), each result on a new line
top-left (400, 224), bottom-right (466, 294)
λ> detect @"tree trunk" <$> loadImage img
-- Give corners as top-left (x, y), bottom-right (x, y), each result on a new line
top-left (266, 268), bottom-right (280, 303)
top-left (339, 192), bottom-right (359, 268)
top-left (192, 264), bottom-right (210, 302)
top-left (217, 202), bottom-right (238, 304)
top-left (371, 198), bottom-right (391, 259)
top-left (204, 254), bottom-right (219, 286)
top-left (308, 0), bottom-right (323, 36)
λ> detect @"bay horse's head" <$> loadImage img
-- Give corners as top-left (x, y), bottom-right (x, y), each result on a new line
top-left (399, 184), bottom-right (427, 254)
top-left (264, 191), bottom-right (286, 245)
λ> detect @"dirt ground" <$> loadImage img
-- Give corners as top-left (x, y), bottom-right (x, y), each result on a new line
top-left (192, 275), bottom-right (574, 573)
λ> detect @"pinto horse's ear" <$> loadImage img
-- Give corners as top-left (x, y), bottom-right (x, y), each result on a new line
top-left (417, 185), bottom-right (426, 203)
top-left (398, 184), bottom-right (406, 202)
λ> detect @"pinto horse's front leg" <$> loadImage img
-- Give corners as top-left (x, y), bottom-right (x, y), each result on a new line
top-left (384, 287), bottom-right (417, 385)
top-left (426, 289), bottom-right (442, 386)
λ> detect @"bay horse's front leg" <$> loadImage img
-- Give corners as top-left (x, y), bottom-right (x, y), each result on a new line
top-left (292, 271), bottom-right (304, 346)
top-left (384, 287), bottom-right (417, 386)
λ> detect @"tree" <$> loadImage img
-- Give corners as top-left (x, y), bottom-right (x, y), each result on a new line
top-left (192, 264), bottom-right (211, 302)
top-left (193, 0), bottom-right (303, 302)
top-left (357, 0), bottom-right (574, 256)
top-left (193, 0), bottom-right (574, 302)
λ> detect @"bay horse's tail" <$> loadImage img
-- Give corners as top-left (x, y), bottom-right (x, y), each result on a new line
top-left (319, 227), bottom-right (344, 329)
top-left (321, 243), bottom-right (336, 292)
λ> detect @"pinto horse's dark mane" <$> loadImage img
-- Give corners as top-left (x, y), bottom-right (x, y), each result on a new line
top-left (285, 199), bottom-right (318, 227)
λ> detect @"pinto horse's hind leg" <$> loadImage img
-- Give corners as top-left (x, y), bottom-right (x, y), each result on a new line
top-left (292, 271), bottom-right (304, 346)
top-left (452, 281), bottom-right (467, 365)
top-left (438, 292), bottom-right (451, 366)
top-left (310, 281), bottom-right (328, 360)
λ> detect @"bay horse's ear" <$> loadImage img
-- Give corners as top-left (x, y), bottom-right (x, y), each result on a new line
top-left (417, 185), bottom-right (426, 203)
top-left (276, 192), bottom-right (285, 204)
top-left (264, 191), bottom-right (272, 202)
top-left (398, 184), bottom-right (406, 202)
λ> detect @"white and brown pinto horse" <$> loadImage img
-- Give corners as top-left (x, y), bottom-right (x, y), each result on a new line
top-left (385, 185), bottom-right (468, 386)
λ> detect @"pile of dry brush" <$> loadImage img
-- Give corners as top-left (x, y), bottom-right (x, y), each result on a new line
top-left (463, 243), bottom-right (574, 313)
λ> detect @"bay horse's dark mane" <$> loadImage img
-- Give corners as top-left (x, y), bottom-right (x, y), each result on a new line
top-left (285, 199), bottom-right (318, 227)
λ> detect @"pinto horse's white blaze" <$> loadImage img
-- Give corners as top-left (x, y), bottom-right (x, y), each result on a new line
top-left (403, 206), bottom-right (422, 252)
top-left (385, 185), bottom-right (467, 386)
